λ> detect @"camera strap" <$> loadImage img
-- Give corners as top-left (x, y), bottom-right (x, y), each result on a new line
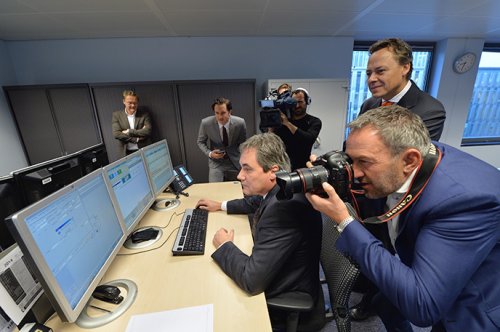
top-left (362, 143), bottom-right (442, 224)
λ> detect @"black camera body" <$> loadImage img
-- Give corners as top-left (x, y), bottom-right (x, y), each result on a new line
top-left (259, 90), bottom-right (297, 130)
top-left (276, 150), bottom-right (353, 202)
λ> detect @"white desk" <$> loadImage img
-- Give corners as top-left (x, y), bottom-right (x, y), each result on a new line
top-left (46, 182), bottom-right (272, 332)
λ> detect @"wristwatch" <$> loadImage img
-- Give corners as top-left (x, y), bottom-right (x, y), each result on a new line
top-left (337, 216), bottom-right (355, 233)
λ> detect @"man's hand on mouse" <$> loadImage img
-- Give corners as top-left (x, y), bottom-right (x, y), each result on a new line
top-left (196, 199), bottom-right (222, 212)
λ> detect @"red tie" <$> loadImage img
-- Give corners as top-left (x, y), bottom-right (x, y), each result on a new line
top-left (381, 101), bottom-right (395, 106)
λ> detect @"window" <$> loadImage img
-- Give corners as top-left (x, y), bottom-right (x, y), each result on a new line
top-left (462, 44), bottom-right (500, 146)
top-left (346, 43), bottom-right (434, 135)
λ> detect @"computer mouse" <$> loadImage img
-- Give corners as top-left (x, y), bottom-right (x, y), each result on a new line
top-left (93, 284), bottom-right (122, 304)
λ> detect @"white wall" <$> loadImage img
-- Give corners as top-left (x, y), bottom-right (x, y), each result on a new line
top-left (430, 38), bottom-right (499, 167)
top-left (0, 41), bottom-right (27, 176)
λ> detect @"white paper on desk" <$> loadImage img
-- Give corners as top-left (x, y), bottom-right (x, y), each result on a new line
top-left (0, 245), bottom-right (43, 325)
top-left (125, 304), bottom-right (213, 332)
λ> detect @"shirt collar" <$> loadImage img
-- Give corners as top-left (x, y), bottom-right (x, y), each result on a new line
top-left (390, 167), bottom-right (418, 198)
top-left (383, 80), bottom-right (412, 104)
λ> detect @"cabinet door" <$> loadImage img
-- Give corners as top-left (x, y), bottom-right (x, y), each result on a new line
top-left (177, 80), bottom-right (256, 183)
top-left (49, 86), bottom-right (101, 155)
top-left (91, 83), bottom-right (181, 165)
top-left (6, 88), bottom-right (62, 164)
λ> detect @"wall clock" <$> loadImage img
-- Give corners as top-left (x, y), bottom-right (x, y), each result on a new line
top-left (453, 52), bottom-right (476, 74)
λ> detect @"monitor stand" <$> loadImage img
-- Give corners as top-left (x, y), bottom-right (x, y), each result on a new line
top-left (76, 279), bottom-right (137, 329)
top-left (152, 197), bottom-right (180, 212)
top-left (123, 226), bottom-right (163, 249)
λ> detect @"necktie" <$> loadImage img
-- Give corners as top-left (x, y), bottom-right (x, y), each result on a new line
top-left (222, 126), bottom-right (229, 147)
top-left (251, 200), bottom-right (264, 237)
top-left (381, 101), bottom-right (395, 106)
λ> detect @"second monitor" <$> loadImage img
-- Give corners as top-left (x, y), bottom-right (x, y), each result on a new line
top-left (141, 139), bottom-right (179, 211)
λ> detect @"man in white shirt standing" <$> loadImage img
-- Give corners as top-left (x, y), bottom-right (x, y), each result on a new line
top-left (112, 90), bottom-right (152, 157)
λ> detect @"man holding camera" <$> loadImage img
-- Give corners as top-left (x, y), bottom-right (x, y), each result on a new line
top-left (306, 105), bottom-right (500, 332)
top-left (272, 88), bottom-right (322, 171)
top-left (196, 133), bottom-right (324, 330)
top-left (197, 97), bottom-right (247, 182)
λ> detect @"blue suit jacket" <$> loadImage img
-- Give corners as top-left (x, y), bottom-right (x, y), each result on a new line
top-left (337, 142), bottom-right (500, 331)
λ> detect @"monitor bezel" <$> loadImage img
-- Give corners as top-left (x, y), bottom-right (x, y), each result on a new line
top-left (141, 139), bottom-right (176, 197)
top-left (103, 150), bottom-right (155, 235)
top-left (6, 169), bottom-right (127, 323)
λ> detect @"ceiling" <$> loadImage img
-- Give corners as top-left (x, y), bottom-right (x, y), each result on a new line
top-left (1, 0), bottom-right (500, 42)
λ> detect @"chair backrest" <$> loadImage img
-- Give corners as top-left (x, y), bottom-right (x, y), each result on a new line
top-left (320, 204), bottom-right (360, 332)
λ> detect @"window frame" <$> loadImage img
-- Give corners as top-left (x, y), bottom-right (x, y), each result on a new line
top-left (461, 43), bottom-right (500, 146)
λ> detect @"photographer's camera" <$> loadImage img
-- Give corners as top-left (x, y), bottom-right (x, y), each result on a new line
top-left (276, 151), bottom-right (353, 202)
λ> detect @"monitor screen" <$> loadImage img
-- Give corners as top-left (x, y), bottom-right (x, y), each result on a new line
top-left (6, 170), bottom-right (125, 323)
top-left (0, 175), bottom-right (25, 251)
top-left (142, 140), bottom-right (175, 196)
top-left (104, 151), bottom-right (154, 233)
top-left (12, 156), bottom-right (83, 206)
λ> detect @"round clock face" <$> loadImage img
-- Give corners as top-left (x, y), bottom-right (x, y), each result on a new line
top-left (453, 52), bottom-right (476, 74)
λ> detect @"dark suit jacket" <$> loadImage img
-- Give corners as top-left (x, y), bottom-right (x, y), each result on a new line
top-left (211, 185), bottom-right (322, 300)
top-left (337, 142), bottom-right (500, 331)
top-left (197, 115), bottom-right (246, 170)
top-left (112, 109), bottom-right (152, 156)
top-left (359, 81), bottom-right (446, 140)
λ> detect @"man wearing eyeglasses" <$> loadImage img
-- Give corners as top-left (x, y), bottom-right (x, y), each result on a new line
top-left (112, 90), bottom-right (152, 157)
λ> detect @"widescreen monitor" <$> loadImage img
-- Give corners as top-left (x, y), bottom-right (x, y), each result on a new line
top-left (104, 151), bottom-right (155, 235)
top-left (12, 155), bottom-right (83, 206)
top-left (0, 175), bottom-right (25, 251)
top-left (6, 170), bottom-right (126, 324)
top-left (142, 140), bottom-right (178, 211)
top-left (76, 144), bottom-right (109, 175)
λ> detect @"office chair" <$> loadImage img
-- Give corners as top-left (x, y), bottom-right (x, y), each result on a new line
top-left (320, 203), bottom-right (360, 332)
top-left (266, 291), bottom-right (314, 332)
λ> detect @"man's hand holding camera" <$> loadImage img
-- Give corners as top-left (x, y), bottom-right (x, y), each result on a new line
top-left (305, 182), bottom-right (350, 225)
top-left (280, 111), bottom-right (298, 134)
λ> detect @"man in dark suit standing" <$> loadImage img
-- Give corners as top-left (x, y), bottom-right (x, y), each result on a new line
top-left (360, 38), bottom-right (446, 141)
top-left (112, 90), bottom-right (152, 157)
top-left (197, 97), bottom-right (247, 182)
top-left (196, 133), bottom-right (323, 329)
top-left (352, 38), bottom-right (447, 320)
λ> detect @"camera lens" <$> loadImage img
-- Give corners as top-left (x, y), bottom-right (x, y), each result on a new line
top-left (276, 166), bottom-right (329, 200)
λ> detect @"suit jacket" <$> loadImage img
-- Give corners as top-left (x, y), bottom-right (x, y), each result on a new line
top-left (211, 185), bottom-right (323, 300)
top-left (197, 115), bottom-right (246, 170)
top-left (337, 142), bottom-right (500, 331)
top-left (112, 109), bottom-right (152, 155)
top-left (359, 81), bottom-right (446, 141)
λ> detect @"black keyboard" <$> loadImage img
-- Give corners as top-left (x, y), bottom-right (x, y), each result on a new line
top-left (172, 208), bottom-right (209, 256)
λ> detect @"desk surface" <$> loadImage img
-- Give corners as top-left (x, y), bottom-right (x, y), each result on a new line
top-left (46, 182), bottom-right (272, 332)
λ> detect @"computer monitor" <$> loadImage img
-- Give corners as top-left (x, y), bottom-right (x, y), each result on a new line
top-left (142, 140), bottom-right (178, 211)
top-left (103, 151), bottom-right (155, 235)
top-left (6, 170), bottom-right (133, 327)
top-left (12, 155), bottom-right (83, 206)
top-left (0, 175), bottom-right (25, 251)
top-left (77, 144), bottom-right (109, 175)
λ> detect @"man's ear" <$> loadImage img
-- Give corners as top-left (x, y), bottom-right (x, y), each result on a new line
top-left (402, 149), bottom-right (422, 175)
top-left (269, 165), bottom-right (280, 179)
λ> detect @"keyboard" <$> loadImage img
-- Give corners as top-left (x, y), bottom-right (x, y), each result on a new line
top-left (172, 208), bottom-right (209, 256)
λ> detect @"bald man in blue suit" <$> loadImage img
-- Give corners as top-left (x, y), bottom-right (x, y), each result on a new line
top-left (307, 106), bottom-right (500, 332)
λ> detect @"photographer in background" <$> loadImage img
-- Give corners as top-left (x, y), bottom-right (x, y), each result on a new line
top-left (197, 97), bottom-right (247, 182)
top-left (306, 105), bottom-right (500, 332)
top-left (271, 88), bottom-right (322, 170)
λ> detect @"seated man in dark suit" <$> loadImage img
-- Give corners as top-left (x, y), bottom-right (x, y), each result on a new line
top-left (196, 133), bottom-right (323, 329)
